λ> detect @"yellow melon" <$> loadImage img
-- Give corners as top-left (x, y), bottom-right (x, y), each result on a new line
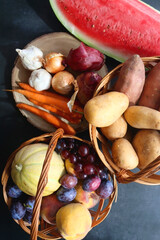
top-left (11, 143), bottom-right (65, 196)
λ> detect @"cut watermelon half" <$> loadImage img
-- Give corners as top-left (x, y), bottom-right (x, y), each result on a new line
top-left (49, 0), bottom-right (160, 62)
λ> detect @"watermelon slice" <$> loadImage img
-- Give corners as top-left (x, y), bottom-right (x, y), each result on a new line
top-left (49, 0), bottom-right (160, 62)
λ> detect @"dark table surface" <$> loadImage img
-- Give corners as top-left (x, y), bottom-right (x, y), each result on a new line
top-left (0, 0), bottom-right (160, 240)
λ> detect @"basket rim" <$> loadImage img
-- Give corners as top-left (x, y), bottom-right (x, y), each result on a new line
top-left (1, 129), bottom-right (118, 240)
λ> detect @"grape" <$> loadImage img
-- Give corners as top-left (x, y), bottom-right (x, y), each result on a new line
top-left (77, 172), bottom-right (87, 180)
top-left (61, 149), bottom-right (70, 159)
top-left (74, 162), bottom-right (83, 173)
top-left (10, 201), bottom-right (26, 220)
top-left (99, 170), bottom-right (108, 180)
top-left (86, 154), bottom-right (95, 163)
top-left (68, 141), bottom-right (75, 149)
top-left (61, 140), bottom-right (67, 149)
top-left (56, 187), bottom-right (77, 202)
top-left (78, 144), bottom-right (90, 157)
top-left (60, 174), bottom-right (78, 189)
top-left (82, 175), bottom-right (101, 192)
top-left (96, 180), bottom-right (113, 199)
top-left (69, 154), bottom-right (77, 164)
top-left (24, 197), bottom-right (35, 213)
top-left (83, 163), bottom-right (96, 175)
top-left (7, 184), bottom-right (22, 198)
top-left (23, 211), bottom-right (32, 224)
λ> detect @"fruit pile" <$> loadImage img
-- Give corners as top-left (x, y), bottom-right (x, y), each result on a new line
top-left (13, 41), bottom-right (106, 135)
top-left (6, 136), bottom-right (114, 236)
top-left (56, 138), bottom-right (113, 201)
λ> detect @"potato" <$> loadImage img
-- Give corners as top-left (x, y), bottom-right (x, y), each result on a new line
top-left (84, 91), bottom-right (129, 127)
top-left (124, 106), bottom-right (160, 130)
top-left (113, 54), bottom-right (145, 105)
top-left (132, 130), bottom-right (160, 169)
top-left (101, 116), bottom-right (127, 141)
top-left (112, 138), bottom-right (139, 170)
top-left (138, 62), bottom-right (160, 110)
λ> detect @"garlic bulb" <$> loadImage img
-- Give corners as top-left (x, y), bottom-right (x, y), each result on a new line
top-left (29, 69), bottom-right (52, 91)
top-left (16, 46), bottom-right (43, 70)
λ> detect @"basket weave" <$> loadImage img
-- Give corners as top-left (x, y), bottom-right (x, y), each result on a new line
top-left (89, 56), bottom-right (160, 185)
top-left (1, 128), bottom-right (118, 240)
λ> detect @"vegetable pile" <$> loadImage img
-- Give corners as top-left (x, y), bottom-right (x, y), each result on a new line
top-left (13, 43), bottom-right (106, 135)
top-left (84, 54), bottom-right (160, 170)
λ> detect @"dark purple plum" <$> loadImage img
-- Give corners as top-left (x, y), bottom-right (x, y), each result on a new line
top-left (10, 201), bottom-right (26, 220)
top-left (7, 185), bottom-right (22, 198)
top-left (56, 187), bottom-right (77, 202)
top-left (82, 175), bottom-right (101, 192)
top-left (24, 197), bottom-right (35, 213)
top-left (23, 211), bottom-right (32, 224)
top-left (96, 180), bottom-right (113, 199)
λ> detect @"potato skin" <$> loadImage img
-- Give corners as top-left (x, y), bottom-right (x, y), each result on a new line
top-left (84, 91), bottom-right (129, 127)
top-left (113, 54), bottom-right (145, 105)
top-left (124, 106), bottom-right (160, 130)
top-left (138, 62), bottom-right (160, 110)
top-left (132, 130), bottom-right (160, 169)
top-left (101, 116), bottom-right (127, 141)
top-left (112, 138), bottom-right (139, 170)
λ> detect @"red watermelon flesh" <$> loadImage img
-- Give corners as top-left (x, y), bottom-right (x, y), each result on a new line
top-left (50, 0), bottom-right (160, 62)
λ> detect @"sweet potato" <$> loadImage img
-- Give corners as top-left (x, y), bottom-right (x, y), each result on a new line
top-left (138, 62), bottom-right (160, 110)
top-left (124, 106), bottom-right (160, 130)
top-left (113, 55), bottom-right (145, 105)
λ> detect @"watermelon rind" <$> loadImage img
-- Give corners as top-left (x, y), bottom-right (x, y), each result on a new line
top-left (49, 0), bottom-right (126, 62)
top-left (49, 0), bottom-right (160, 63)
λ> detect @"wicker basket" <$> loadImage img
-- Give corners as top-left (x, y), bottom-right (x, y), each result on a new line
top-left (1, 128), bottom-right (118, 240)
top-left (89, 56), bottom-right (160, 185)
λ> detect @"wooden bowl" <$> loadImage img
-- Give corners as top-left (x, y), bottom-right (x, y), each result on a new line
top-left (11, 32), bottom-right (108, 133)
top-left (1, 129), bottom-right (117, 240)
top-left (89, 56), bottom-right (160, 185)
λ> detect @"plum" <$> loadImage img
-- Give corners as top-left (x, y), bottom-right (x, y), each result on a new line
top-left (56, 187), bottom-right (77, 202)
top-left (10, 201), bottom-right (26, 220)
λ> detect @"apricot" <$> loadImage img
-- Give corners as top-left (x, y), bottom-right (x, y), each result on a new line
top-left (56, 203), bottom-right (92, 240)
top-left (40, 193), bottom-right (66, 225)
top-left (74, 183), bottom-right (100, 209)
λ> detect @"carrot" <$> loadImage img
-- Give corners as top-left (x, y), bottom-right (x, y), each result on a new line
top-left (11, 88), bottom-right (83, 117)
top-left (18, 83), bottom-right (83, 113)
top-left (28, 98), bottom-right (81, 124)
top-left (16, 103), bottom-right (76, 135)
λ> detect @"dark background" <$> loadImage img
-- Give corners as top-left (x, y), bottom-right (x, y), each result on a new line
top-left (0, 0), bottom-right (160, 239)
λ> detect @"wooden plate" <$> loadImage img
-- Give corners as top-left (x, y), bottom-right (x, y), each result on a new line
top-left (11, 32), bottom-right (108, 133)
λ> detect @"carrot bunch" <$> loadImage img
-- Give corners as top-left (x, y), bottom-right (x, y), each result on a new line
top-left (12, 83), bottom-right (84, 135)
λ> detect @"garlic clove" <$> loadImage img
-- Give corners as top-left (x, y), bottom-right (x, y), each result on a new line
top-left (16, 46), bottom-right (43, 71)
top-left (29, 69), bottom-right (52, 91)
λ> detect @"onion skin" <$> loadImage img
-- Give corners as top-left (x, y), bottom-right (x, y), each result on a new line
top-left (77, 72), bottom-right (102, 105)
top-left (66, 42), bottom-right (104, 71)
top-left (51, 71), bottom-right (74, 95)
top-left (43, 52), bottom-right (66, 74)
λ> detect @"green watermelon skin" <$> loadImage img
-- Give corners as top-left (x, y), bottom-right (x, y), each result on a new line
top-left (49, 0), bottom-right (160, 62)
